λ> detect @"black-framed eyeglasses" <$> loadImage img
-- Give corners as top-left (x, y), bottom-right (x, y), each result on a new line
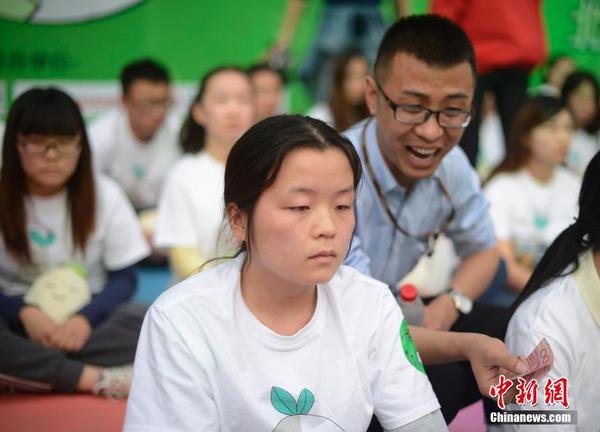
top-left (360, 118), bottom-right (456, 256)
top-left (128, 97), bottom-right (174, 113)
top-left (18, 135), bottom-right (81, 158)
top-left (375, 81), bottom-right (472, 129)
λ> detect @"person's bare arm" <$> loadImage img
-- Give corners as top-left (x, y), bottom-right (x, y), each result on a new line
top-left (410, 327), bottom-right (529, 396)
top-left (422, 247), bottom-right (499, 330)
top-left (395, 0), bottom-right (409, 17)
top-left (272, 0), bottom-right (307, 51)
top-left (497, 240), bottom-right (531, 292)
top-left (169, 247), bottom-right (205, 280)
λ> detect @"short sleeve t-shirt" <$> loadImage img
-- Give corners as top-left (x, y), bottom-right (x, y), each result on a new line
top-left (502, 250), bottom-right (600, 431)
top-left (154, 151), bottom-right (233, 258)
top-left (484, 168), bottom-right (579, 267)
top-left (0, 176), bottom-right (150, 297)
top-left (125, 255), bottom-right (440, 432)
top-left (89, 108), bottom-right (181, 210)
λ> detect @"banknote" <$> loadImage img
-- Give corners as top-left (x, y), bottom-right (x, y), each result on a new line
top-left (504, 338), bottom-right (554, 405)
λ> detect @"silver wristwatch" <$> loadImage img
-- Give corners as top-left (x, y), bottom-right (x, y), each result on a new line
top-left (446, 288), bottom-right (473, 315)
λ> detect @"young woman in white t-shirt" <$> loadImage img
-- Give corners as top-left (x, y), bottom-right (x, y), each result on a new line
top-left (126, 115), bottom-right (529, 432)
top-left (306, 52), bottom-right (370, 131)
top-left (483, 96), bottom-right (580, 303)
top-left (0, 88), bottom-right (150, 397)
top-left (154, 67), bottom-right (255, 280)
top-left (497, 152), bottom-right (600, 431)
top-left (561, 71), bottom-right (600, 177)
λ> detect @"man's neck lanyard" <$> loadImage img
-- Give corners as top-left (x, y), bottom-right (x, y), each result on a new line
top-left (360, 118), bottom-right (456, 256)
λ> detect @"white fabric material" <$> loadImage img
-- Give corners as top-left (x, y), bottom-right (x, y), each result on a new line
top-left (125, 255), bottom-right (440, 432)
top-left (0, 176), bottom-right (150, 296)
top-left (484, 168), bottom-right (579, 266)
top-left (566, 130), bottom-right (600, 178)
top-left (502, 251), bottom-right (600, 431)
top-left (306, 102), bottom-right (333, 126)
top-left (154, 151), bottom-right (230, 258)
top-left (89, 108), bottom-right (181, 209)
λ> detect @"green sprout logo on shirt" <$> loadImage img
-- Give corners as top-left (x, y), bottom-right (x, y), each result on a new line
top-left (132, 164), bottom-right (146, 179)
top-left (29, 229), bottom-right (55, 247)
top-left (533, 213), bottom-right (549, 231)
top-left (400, 319), bottom-right (425, 373)
top-left (270, 387), bottom-right (345, 431)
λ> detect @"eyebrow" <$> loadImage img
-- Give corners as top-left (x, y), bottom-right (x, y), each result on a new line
top-left (399, 90), bottom-right (470, 101)
top-left (287, 186), bottom-right (355, 195)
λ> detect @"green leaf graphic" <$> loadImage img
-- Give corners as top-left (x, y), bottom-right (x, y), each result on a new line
top-left (271, 386), bottom-right (297, 415)
top-left (132, 164), bottom-right (145, 179)
top-left (64, 263), bottom-right (88, 278)
top-left (297, 388), bottom-right (315, 415)
top-left (29, 230), bottom-right (55, 246)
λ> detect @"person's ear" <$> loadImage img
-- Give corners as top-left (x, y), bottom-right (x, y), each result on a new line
top-left (191, 102), bottom-right (206, 126)
top-left (365, 76), bottom-right (378, 116)
top-left (227, 203), bottom-right (248, 243)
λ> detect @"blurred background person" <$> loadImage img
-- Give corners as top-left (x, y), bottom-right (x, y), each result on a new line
top-left (536, 54), bottom-right (577, 97)
top-left (154, 67), bottom-right (255, 281)
top-left (248, 63), bottom-right (287, 121)
top-left (561, 70), bottom-right (600, 177)
top-left (0, 88), bottom-right (149, 397)
top-left (306, 51), bottom-right (369, 131)
top-left (432, 0), bottom-right (547, 168)
top-left (268, 0), bottom-right (407, 101)
top-left (482, 96), bottom-right (580, 305)
top-left (88, 59), bottom-right (180, 263)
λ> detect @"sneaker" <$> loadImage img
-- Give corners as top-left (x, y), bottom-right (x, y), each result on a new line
top-left (94, 365), bottom-right (133, 399)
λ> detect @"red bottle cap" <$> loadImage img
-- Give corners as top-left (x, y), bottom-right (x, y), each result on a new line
top-left (399, 284), bottom-right (418, 302)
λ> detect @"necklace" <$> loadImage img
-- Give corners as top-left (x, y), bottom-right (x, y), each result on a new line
top-left (360, 118), bottom-right (455, 256)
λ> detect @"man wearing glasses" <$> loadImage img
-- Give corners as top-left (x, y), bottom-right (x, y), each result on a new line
top-left (89, 58), bottom-right (179, 213)
top-left (345, 14), bottom-right (503, 424)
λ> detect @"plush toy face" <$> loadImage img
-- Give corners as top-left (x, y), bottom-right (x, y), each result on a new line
top-left (24, 265), bottom-right (91, 324)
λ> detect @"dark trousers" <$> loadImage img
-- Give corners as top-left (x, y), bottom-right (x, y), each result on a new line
top-left (0, 303), bottom-right (146, 393)
top-left (460, 68), bottom-right (530, 167)
top-left (368, 301), bottom-right (506, 430)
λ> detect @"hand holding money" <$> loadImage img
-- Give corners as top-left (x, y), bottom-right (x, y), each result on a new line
top-left (503, 338), bottom-right (554, 405)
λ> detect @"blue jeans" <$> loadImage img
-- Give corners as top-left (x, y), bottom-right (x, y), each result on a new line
top-left (299, 4), bottom-right (387, 100)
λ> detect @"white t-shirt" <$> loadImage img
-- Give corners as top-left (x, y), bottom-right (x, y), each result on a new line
top-left (125, 255), bottom-right (440, 432)
top-left (306, 102), bottom-right (334, 126)
top-left (484, 168), bottom-right (580, 266)
top-left (566, 130), bottom-right (599, 178)
top-left (501, 250), bottom-right (600, 431)
top-left (89, 108), bottom-right (181, 209)
top-left (0, 176), bottom-right (150, 297)
top-left (154, 151), bottom-right (231, 258)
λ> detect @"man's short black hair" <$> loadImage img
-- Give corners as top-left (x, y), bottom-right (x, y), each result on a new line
top-left (120, 58), bottom-right (170, 95)
top-left (374, 14), bottom-right (476, 84)
top-left (247, 63), bottom-right (287, 85)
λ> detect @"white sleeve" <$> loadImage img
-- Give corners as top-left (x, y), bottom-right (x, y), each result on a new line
top-left (484, 178), bottom-right (512, 241)
top-left (385, 409), bottom-right (447, 432)
top-left (124, 305), bottom-right (219, 431)
top-left (371, 288), bottom-right (441, 430)
top-left (154, 168), bottom-right (200, 249)
top-left (88, 119), bottom-right (111, 174)
top-left (100, 179), bottom-right (150, 269)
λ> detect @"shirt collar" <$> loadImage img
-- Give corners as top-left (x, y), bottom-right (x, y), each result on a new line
top-left (574, 248), bottom-right (600, 328)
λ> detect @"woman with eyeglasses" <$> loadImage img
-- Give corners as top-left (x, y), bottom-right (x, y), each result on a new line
top-left (483, 96), bottom-right (580, 303)
top-left (154, 66), bottom-right (255, 280)
top-left (0, 87), bottom-right (149, 397)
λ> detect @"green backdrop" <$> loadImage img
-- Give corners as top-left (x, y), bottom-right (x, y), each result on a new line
top-left (0, 0), bottom-right (599, 117)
